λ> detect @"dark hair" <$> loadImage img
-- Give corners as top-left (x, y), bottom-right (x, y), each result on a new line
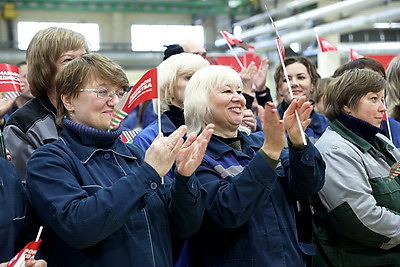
top-left (332, 57), bottom-right (386, 79)
top-left (324, 68), bottom-right (386, 120)
top-left (163, 44), bottom-right (184, 60)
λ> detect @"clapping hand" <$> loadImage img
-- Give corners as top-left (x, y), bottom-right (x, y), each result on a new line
top-left (283, 96), bottom-right (312, 146)
top-left (257, 102), bottom-right (285, 160)
top-left (175, 124), bottom-right (214, 176)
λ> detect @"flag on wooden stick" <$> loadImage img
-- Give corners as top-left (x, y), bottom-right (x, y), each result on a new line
top-left (220, 31), bottom-right (244, 70)
top-left (265, 3), bottom-right (307, 145)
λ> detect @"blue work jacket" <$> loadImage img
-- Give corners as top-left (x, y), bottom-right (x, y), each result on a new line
top-left (26, 120), bottom-right (206, 267)
top-left (188, 132), bottom-right (325, 267)
top-left (0, 158), bottom-right (31, 262)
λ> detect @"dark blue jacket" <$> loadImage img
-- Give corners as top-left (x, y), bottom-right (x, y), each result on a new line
top-left (381, 117), bottom-right (400, 148)
top-left (188, 132), bottom-right (325, 267)
top-left (26, 120), bottom-right (206, 267)
top-left (0, 158), bottom-right (31, 262)
top-left (134, 113), bottom-right (177, 178)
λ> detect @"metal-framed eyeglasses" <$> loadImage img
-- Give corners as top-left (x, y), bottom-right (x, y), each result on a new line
top-left (79, 88), bottom-right (126, 100)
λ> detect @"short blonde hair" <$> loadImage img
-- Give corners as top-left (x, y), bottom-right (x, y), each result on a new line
top-left (184, 65), bottom-right (243, 134)
top-left (154, 53), bottom-right (210, 114)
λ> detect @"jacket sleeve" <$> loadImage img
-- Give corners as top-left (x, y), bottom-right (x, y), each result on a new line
top-left (277, 140), bottom-right (326, 200)
top-left (195, 152), bottom-right (278, 229)
top-left (26, 145), bottom-right (164, 249)
top-left (3, 124), bottom-right (37, 180)
top-left (168, 172), bottom-right (207, 238)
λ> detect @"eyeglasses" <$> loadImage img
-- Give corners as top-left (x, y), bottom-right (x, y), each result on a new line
top-left (79, 88), bottom-right (126, 100)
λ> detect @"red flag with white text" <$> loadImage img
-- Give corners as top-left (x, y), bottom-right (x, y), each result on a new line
top-left (0, 63), bottom-right (21, 100)
top-left (109, 68), bottom-right (158, 130)
top-left (7, 227), bottom-right (43, 267)
top-left (317, 36), bottom-right (338, 53)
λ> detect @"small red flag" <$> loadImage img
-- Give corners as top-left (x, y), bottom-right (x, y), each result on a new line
top-left (7, 226), bottom-right (43, 267)
top-left (0, 63), bottom-right (21, 100)
top-left (317, 36), bottom-right (338, 53)
top-left (349, 48), bottom-right (363, 61)
top-left (220, 31), bottom-right (248, 49)
top-left (110, 68), bottom-right (158, 130)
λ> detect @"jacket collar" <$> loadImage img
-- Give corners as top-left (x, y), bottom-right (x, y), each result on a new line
top-left (329, 118), bottom-right (394, 154)
top-left (206, 131), bottom-right (262, 160)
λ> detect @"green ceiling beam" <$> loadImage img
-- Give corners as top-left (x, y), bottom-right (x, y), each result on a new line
top-left (1, 1), bottom-right (255, 15)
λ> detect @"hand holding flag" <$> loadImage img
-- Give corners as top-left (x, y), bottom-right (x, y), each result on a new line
top-left (7, 227), bottom-right (43, 267)
top-left (265, 3), bottom-right (306, 145)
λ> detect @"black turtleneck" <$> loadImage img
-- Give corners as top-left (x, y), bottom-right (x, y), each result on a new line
top-left (164, 105), bottom-right (185, 128)
top-left (336, 112), bottom-right (384, 144)
top-left (214, 132), bottom-right (242, 151)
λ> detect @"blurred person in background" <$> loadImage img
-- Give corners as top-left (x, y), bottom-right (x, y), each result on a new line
top-left (3, 27), bottom-right (89, 181)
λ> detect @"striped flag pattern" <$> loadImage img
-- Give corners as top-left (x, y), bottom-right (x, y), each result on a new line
top-left (121, 130), bottom-right (140, 143)
top-left (389, 162), bottom-right (400, 180)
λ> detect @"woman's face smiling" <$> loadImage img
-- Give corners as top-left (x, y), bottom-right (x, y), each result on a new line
top-left (280, 62), bottom-right (313, 104)
top-left (209, 82), bottom-right (246, 138)
top-left (64, 80), bottom-right (123, 131)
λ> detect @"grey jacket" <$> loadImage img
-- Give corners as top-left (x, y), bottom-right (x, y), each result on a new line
top-left (4, 97), bottom-right (60, 180)
top-left (313, 120), bottom-right (400, 266)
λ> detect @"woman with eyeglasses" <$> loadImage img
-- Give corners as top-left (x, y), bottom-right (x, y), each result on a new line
top-left (25, 53), bottom-right (214, 267)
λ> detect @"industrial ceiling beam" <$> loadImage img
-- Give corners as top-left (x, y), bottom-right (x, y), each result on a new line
top-left (1, 0), bottom-right (255, 15)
